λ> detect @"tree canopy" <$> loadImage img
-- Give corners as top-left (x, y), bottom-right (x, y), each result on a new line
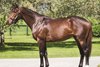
top-left (0, 0), bottom-right (100, 18)
top-left (0, 0), bottom-right (100, 36)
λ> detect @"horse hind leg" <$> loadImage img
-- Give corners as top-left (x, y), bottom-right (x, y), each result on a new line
top-left (83, 45), bottom-right (91, 67)
top-left (81, 39), bottom-right (91, 67)
top-left (74, 35), bottom-right (92, 67)
top-left (74, 36), bottom-right (85, 67)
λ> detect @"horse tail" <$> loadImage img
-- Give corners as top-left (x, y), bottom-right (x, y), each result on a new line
top-left (85, 23), bottom-right (92, 56)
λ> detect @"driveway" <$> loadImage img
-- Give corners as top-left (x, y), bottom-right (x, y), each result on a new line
top-left (0, 57), bottom-right (100, 67)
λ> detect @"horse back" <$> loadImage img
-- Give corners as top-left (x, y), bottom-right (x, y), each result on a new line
top-left (44, 16), bottom-right (91, 41)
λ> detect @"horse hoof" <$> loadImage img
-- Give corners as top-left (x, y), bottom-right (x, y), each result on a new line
top-left (40, 64), bottom-right (44, 67)
top-left (79, 64), bottom-right (83, 67)
top-left (46, 65), bottom-right (49, 67)
top-left (79, 65), bottom-right (82, 67)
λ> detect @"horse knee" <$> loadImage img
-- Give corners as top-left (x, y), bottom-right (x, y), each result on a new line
top-left (40, 51), bottom-right (47, 57)
top-left (40, 52), bottom-right (44, 56)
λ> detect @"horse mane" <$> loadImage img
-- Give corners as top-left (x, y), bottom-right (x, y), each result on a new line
top-left (21, 7), bottom-right (51, 20)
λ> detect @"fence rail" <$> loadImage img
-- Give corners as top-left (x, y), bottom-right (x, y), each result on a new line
top-left (5, 25), bottom-right (31, 36)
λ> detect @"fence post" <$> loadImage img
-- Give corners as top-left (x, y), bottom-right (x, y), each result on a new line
top-left (9, 28), bottom-right (12, 36)
top-left (26, 26), bottom-right (29, 36)
top-left (0, 31), bottom-right (4, 48)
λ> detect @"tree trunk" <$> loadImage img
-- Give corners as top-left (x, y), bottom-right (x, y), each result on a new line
top-left (0, 31), bottom-right (4, 48)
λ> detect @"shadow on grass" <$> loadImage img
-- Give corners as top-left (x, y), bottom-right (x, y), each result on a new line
top-left (92, 41), bottom-right (100, 44)
top-left (0, 43), bottom-right (38, 52)
top-left (0, 40), bottom-right (99, 52)
top-left (0, 41), bottom-right (76, 52)
top-left (6, 41), bottom-right (76, 48)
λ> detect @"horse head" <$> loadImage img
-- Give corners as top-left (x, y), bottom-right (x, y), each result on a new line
top-left (6, 3), bottom-right (22, 25)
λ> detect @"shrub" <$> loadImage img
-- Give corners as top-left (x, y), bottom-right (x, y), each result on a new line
top-left (93, 24), bottom-right (100, 37)
top-left (87, 17), bottom-right (100, 37)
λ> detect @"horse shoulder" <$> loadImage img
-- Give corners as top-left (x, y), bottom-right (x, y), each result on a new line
top-left (32, 24), bottom-right (48, 40)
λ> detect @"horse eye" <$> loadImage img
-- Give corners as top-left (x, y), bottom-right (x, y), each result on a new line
top-left (10, 9), bottom-right (16, 13)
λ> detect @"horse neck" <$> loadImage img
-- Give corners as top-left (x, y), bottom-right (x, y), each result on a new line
top-left (20, 7), bottom-right (52, 30)
top-left (20, 9), bottom-right (36, 30)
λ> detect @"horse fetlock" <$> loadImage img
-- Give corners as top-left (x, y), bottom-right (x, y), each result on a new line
top-left (40, 64), bottom-right (44, 67)
top-left (79, 64), bottom-right (83, 67)
top-left (45, 63), bottom-right (49, 67)
top-left (46, 66), bottom-right (49, 67)
top-left (45, 65), bottom-right (49, 67)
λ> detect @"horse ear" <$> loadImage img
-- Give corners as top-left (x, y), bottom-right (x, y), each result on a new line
top-left (11, 3), bottom-right (19, 9)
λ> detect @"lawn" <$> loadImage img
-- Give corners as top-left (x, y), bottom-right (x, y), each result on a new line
top-left (98, 64), bottom-right (100, 67)
top-left (0, 36), bottom-right (100, 58)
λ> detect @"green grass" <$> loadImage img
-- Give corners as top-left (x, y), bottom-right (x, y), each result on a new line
top-left (0, 36), bottom-right (100, 58)
top-left (98, 64), bottom-right (100, 67)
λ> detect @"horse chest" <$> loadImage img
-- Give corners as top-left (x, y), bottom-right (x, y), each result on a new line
top-left (32, 27), bottom-right (47, 40)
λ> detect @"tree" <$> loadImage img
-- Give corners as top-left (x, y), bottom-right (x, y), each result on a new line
top-left (0, 0), bottom-right (100, 44)
top-left (0, 15), bottom-right (6, 48)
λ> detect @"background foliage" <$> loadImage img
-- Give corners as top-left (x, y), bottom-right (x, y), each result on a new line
top-left (0, 0), bottom-right (100, 37)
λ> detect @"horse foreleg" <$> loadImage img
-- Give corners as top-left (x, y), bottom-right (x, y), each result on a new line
top-left (38, 39), bottom-right (45, 67)
top-left (38, 39), bottom-right (49, 67)
top-left (44, 49), bottom-right (49, 67)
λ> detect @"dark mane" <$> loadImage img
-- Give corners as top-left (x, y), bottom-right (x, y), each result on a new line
top-left (21, 7), bottom-right (50, 19)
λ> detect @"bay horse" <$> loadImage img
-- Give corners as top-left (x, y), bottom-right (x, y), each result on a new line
top-left (6, 4), bottom-right (92, 67)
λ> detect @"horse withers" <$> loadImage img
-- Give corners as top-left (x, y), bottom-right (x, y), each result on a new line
top-left (6, 4), bottom-right (92, 67)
